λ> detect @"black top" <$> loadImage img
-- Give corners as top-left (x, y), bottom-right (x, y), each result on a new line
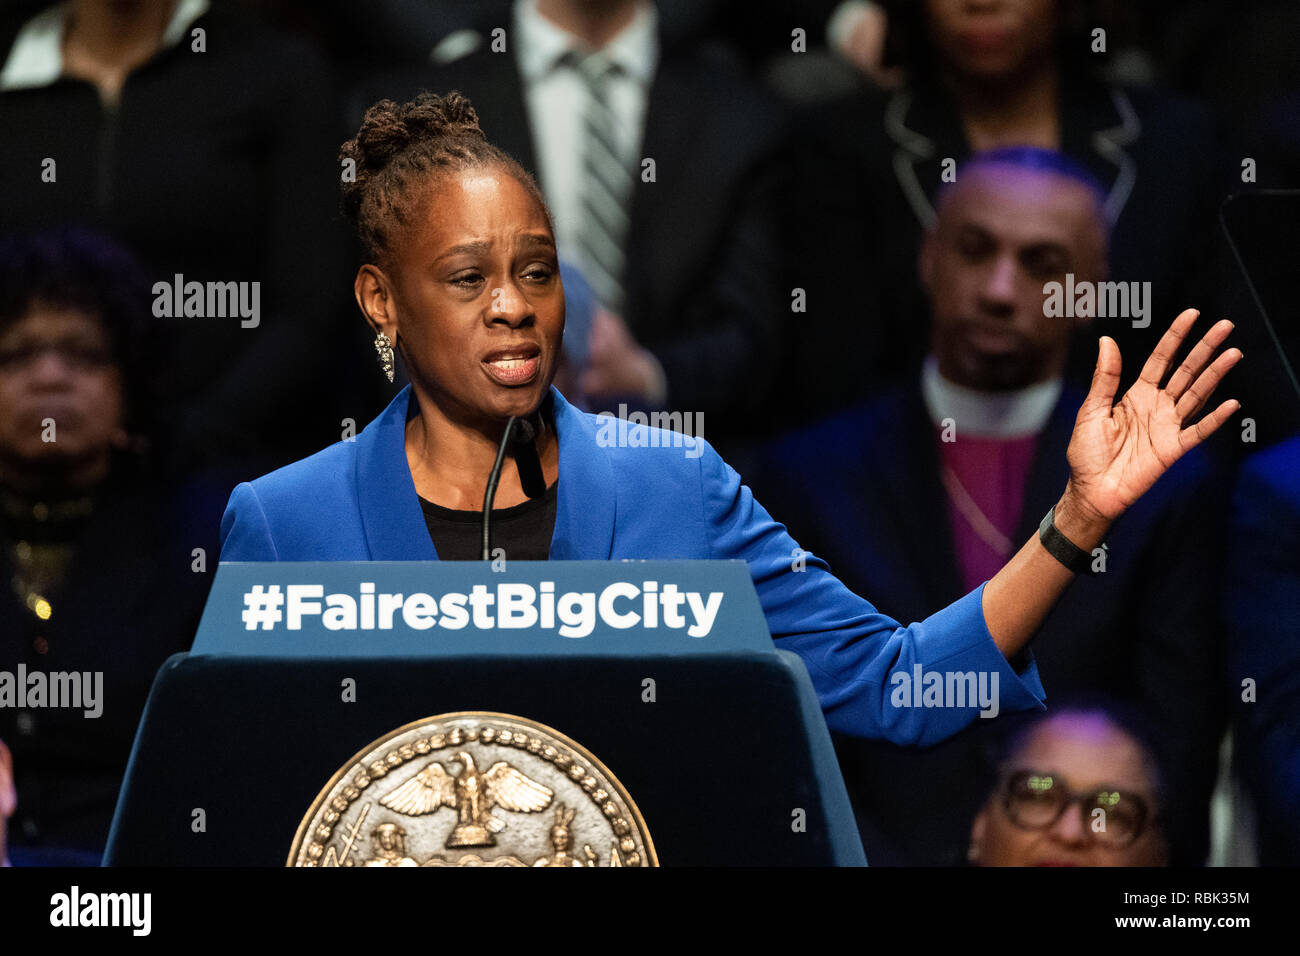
top-left (418, 482), bottom-right (558, 560)
top-left (0, 450), bottom-right (219, 862)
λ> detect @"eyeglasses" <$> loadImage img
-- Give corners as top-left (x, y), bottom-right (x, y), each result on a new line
top-left (0, 341), bottom-right (115, 371)
top-left (998, 769), bottom-right (1156, 848)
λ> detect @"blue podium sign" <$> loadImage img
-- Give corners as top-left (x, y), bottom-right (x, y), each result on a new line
top-left (193, 560), bottom-right (774, 658)
top-left (116, 558), bottom-right (869, 864)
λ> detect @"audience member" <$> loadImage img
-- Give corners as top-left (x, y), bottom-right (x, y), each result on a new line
top-left (0, 0), bottom-right (1288, 869)
top-left (0, 228), bottom-right (216, 863)
top-left (1226, 434), bottom-right (1300, 865)
top-left (0, 0), bottom-right (353, 471)
top-left (354, 0), bottom-right (795, 451)
top-left (0, 738), bottom-right (14, 867)
top-left (751, 148), bottom-right (1226, 865)
top-left (968, 706), bottom-right (1169, 866)
top-left (796, 0), bottom-right (1226, 412)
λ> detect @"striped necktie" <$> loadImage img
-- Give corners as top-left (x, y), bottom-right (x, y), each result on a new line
top-left (570, 49), bottom-right (632, 315)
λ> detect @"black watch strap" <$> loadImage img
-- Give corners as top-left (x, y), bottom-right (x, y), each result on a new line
top-left (1038, 506), bottom-right (1099, 575)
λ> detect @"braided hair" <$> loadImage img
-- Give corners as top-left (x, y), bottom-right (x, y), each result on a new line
top-left (339, 90), bottom-right (553, 266)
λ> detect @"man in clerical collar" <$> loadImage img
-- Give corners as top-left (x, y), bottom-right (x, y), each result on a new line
top-left (750, 146), bottom-right (1226, 867)
top-left (916, 146), bottom-right (1106, 591)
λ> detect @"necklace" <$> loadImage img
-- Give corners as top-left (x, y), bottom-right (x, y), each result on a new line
top-left (940, 463), bottom-right (1015, 559)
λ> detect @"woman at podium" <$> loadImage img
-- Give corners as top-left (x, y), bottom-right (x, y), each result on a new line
top-left (219, 91), bottom-right (1241, 746)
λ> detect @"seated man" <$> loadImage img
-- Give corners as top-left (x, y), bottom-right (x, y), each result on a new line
top-left (750, 148), bottom-right (1226, 865)
top-left (0, 227), bottom-right (216, 863)
top-left (968, 705), bottom-right (1169, 867)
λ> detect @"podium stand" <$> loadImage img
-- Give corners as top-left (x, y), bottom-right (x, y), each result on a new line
top-left (104, 561), bottom-right (867, 865)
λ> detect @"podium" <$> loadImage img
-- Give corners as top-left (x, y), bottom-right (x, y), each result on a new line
top-left (104, 560), bottom-right (867, 865)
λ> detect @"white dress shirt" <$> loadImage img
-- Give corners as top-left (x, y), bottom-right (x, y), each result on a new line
top-left (512, 0), bottom-right (658, 268)
top-left (921, 355), bottom-right (1063, 438)
top-left (0, 0), bottom-right (209, 92)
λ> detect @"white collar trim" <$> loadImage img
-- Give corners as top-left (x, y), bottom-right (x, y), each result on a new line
top-left (1, 0), bottom-right (209, 92)
top-left (921, 355), bottom-right (1062, 438)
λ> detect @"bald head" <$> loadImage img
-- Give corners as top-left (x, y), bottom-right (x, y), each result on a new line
top-left (920, 154), bottom-right (1110, 390)
top-left (934, 156), bottom-right (1109, 261)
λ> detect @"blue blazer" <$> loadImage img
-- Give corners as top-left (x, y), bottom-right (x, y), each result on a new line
top-left (219, 385), bottom-right (1045, 744)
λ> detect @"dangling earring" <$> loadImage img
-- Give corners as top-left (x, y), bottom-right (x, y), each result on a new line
top-left (374, 332), bottom-right (395, 383)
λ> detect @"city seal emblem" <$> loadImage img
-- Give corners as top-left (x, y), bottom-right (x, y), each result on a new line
top-left (287, 712), bottom-right (658, 867)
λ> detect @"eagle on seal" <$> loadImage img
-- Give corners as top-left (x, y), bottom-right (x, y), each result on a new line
top-left (379, 751), bottom-right (553, 847)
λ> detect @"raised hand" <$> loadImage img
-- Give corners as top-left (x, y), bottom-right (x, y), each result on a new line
top-left (1064, 308), bottom-right (1242, 525)
top-left (578, 307), bottom-right (667, 405)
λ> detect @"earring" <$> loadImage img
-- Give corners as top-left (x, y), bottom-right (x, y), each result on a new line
top-left (374, 332), bottom-right (395, 383)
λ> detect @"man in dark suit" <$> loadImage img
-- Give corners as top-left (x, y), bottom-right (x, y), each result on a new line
top-left (750, 147), bottom-right (1227, 865)
top-left (353, 0), bottom-right (793, 451)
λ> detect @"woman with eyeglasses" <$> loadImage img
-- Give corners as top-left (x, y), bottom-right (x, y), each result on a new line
top-left (968, 707), bottom-right (1168, 866)
top-left (0, 227), bottom-right (216, 864)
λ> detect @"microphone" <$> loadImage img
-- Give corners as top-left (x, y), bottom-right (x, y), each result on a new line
top-left (512, 417), bottom-right (546, 500)
top-left (481, 414), bottom-right (545, 560)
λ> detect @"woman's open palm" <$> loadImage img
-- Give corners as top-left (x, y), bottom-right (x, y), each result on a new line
top-left (1066, 309), bottom-right (1242, 523)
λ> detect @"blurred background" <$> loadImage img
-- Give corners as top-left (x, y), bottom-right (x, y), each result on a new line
top-left (0, 0), bottom-right (1296, 868)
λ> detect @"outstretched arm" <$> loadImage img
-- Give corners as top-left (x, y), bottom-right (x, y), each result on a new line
top-left (982, 309), bottom-right (1241, 656)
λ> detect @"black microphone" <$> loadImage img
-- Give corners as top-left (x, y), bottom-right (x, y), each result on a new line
top-left (512, 417), bottom-right (546, 500)
top-left (481, 414), bottom-right (544, 560)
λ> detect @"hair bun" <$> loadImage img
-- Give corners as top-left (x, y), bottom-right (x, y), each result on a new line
top-left (340, 91), bottom-right (485, 216)
top-left (358, 91), bottom-right (484, 167)
top-left (339, 89), bottom-right (550, 263)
